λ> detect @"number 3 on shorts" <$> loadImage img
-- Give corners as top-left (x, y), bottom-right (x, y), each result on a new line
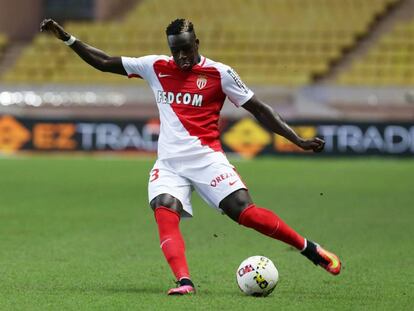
top-left (150, 168), bottom-right (160, 182)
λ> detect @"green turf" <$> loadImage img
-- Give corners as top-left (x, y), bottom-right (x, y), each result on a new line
top-left (0, 156), bottom-right (413, 310)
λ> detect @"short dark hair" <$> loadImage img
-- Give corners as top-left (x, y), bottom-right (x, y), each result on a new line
top-left (166, 18), bottom-right (195, 36)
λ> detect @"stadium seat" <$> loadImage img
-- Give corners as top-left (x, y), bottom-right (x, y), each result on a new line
top-left (0, 33), bottom-right (8, 62)
top-left (338, 15), bottom-right (414, 86)
top-left (1, 0), bottom-right (396, 86)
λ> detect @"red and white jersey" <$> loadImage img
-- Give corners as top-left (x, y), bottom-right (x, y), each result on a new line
top-left (122, 55), bottom-right (254, 159)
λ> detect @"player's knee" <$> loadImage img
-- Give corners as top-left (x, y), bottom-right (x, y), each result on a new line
top-left (219, 189), bottom-right (252, 222)
top-left (150, 193), bottom-right (184, 214)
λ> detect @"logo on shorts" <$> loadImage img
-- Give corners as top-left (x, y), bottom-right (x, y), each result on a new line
top-left (210, 171), bottom-right (237, 187)
top-left (196, 75), bottom-right (207, 90)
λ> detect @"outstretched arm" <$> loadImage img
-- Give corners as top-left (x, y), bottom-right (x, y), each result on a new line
top-left (243, 95), bottom-right (325, 152)
top-left (40, 18), bottom-right (127, 76)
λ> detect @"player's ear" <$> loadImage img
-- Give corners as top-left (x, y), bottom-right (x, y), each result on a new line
top-left (195, 38), bottom-right (200, 47)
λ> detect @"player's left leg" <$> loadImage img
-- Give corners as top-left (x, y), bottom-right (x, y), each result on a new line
top-left (219, 189), bottom-right (341, 276)
top-left (187, 152), bottom-right (341, 276)
top-left (220, 190), bottom-right (306, 251)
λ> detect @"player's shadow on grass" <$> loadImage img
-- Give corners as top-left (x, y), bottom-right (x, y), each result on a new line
top-left (66, 286), bottom-right (163, 295)
top-left (100, 286), bottom-right (241, 297)
top-left (66, 285), bottom-right (243, 297)
top-left (100, 286), bottom-right (163, 295)
top-left (102, 286), bottom-right (239, 296)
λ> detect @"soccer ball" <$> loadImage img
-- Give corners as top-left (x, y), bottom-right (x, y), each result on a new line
top-left (236, 256), bottom-right (279, 297)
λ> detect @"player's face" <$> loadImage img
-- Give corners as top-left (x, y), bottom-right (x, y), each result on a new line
top-left (168, 32), bottom-right (199, 71)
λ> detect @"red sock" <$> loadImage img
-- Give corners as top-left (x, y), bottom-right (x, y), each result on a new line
top-left (238, 204), bottom-right (305, 250)
top-left (154, 207), bottom-right (190, 281)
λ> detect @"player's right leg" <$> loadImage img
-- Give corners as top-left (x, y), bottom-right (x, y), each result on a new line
top-left (151, 195), bottom-right (195, 295)
top-left (148, 161), bottom-right (195, 295)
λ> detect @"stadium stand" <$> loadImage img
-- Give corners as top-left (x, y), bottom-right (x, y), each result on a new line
top-left (338, 15), bottom-right (414, 86)
top-left (0, 33), bottom-right (7, 59)
top-left (1, 0), bottom-right (398, 86)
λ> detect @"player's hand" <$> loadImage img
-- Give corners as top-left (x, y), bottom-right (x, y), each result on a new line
top-left (298, 137), bottom-right (325, 153)
top-left (40, 18), bottom-right (70, 41)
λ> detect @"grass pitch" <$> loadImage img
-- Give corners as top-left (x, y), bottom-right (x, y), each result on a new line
top-left (0, 156), bottom-right (413, 310)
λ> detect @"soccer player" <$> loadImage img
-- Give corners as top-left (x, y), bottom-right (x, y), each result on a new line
top-left (40, 18), bottom-right (341, 295)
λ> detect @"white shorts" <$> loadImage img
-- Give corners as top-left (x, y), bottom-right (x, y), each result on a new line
top-left (148, 152), bottom-right (247, 217)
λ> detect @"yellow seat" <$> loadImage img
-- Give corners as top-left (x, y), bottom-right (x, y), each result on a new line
top-left (338, 14), bottom-right (414, 86)
top-left (1, 0), bottom-right (399, 85)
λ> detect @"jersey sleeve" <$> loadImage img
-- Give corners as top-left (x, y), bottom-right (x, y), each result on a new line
top-left (221, 66), bottom-right (254, 107)
top-left (121, 55), bottom-right (159, 81)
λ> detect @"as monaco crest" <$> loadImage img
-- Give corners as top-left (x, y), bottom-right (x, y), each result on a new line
top-left (197, 76), bottom-right (207, 90)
